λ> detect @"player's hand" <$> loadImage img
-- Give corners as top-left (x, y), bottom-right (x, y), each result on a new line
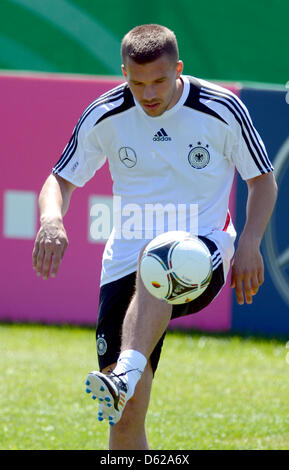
top-left (230, 238), bottom-right (264, 305)
top-left (32, 217), bottom-right (68, 280)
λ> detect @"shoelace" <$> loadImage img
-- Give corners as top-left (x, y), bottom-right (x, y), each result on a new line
top-left (109, 368), bottom-right (142, 389)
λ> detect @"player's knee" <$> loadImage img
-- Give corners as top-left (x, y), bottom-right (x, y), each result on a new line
top-left (115, 394), bottom-right (147, 433)
top-left (116, 365), bottom-right (152, 432)
top-left (137, 242), bottom-right (150, 268)
top-left (109, 401), bottom-right (147, 449)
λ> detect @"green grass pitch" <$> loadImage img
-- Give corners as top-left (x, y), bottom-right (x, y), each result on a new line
top-left (0, 323), bottom-right (288, 450)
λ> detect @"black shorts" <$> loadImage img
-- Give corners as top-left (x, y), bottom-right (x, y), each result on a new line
top-left (96, 236), bottom-right (225, 375)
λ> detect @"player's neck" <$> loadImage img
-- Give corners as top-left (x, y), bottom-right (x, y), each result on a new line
top-left (167, 77), bottom-right (184, 111)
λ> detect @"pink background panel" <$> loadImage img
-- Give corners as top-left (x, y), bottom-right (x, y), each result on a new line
top-left (0, 72), bottom-right (239, 330)
top-left (0, 73), bottom-right (120, 325)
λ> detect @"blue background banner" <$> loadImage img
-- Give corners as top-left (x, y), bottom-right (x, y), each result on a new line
top-left (232, 87), bottom-right (289, 336)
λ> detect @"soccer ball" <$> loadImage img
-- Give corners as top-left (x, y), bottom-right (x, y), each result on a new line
top-left (140, 231), bottom-right (212, 305)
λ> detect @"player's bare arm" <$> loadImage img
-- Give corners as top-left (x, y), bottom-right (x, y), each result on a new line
top-left (231, 172), bottom-right (278, 305)
top-left (32, 174), bottom-right (77, 279)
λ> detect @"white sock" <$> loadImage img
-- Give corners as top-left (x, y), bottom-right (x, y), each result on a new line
top-left (112, 349), bottom-right (147, 399)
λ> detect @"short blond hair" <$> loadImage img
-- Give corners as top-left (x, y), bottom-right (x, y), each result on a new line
top-left (121, 24), bottom-right (179, 65)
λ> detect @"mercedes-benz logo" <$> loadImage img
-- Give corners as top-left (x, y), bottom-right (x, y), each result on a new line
top-left (264, 135), bottom-right (289, 307)
top-left (119, 147), bottom-right (137, 168)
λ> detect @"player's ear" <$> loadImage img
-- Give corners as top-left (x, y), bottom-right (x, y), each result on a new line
top-left (176, 60), bottom-right (183, 78)
top-left (121, 64), bottom-right (127, 79)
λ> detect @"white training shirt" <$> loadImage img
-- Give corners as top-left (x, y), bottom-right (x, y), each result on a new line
top-left (53, 75), bottom-right (273, 286)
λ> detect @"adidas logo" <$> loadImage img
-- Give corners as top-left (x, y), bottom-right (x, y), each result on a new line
top-left (153, 128), bottom-right (172, 141)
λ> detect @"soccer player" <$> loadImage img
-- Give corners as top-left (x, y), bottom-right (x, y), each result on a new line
top-left (32, 24), bottom-right (277, 449)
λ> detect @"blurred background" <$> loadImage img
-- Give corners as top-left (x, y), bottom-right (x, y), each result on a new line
top-left (0, 0), bottom-right (288, 84)
top-left (1, 0), bottom-right (289, 335)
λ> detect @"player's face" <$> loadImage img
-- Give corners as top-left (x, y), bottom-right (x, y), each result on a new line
top-left (122, 55), bottom-right (184, 117)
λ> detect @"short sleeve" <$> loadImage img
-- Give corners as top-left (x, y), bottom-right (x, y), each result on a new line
top-left (230, 98), bottom-right (273, 180)
top-left (52, 109), bottom-right (106, 187)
